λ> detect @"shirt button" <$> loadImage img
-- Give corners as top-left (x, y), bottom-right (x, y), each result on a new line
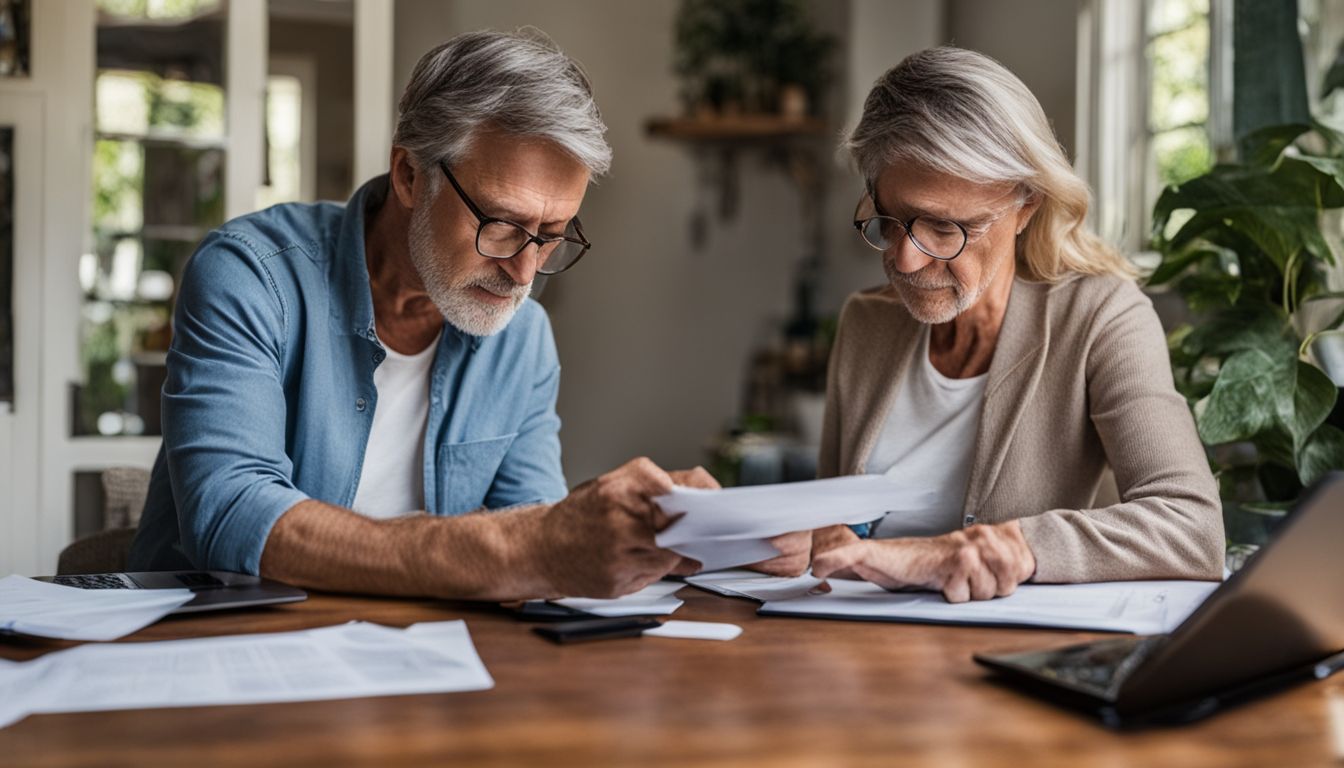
top-left (964, 514), bottom-right (976, 526)
top-left (355, 398), bottom-right (367, 411)
top-left (372, 351), bottom-right (384, 364)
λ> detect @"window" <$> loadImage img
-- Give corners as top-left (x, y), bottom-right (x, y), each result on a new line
top-left (1145, 0), bottom-right (1215, 203)
top-left (80, 0), bottom-right (226, 436)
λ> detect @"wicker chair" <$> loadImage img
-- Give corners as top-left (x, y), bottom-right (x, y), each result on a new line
top-left (55, 467), bottom-right (151, 575)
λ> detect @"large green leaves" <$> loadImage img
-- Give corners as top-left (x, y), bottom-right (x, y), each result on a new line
top-left (1152, 157), bottom-right (1344, 271)
top-left (1298, 424), bottom-right (1344, 486)
top-left (1151, 122), bottom-right (1344, 514)
top-left (1196, 347), bottom-right (1338, 479)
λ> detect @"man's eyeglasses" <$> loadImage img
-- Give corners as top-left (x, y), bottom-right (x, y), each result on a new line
top-left (439, 161), bottom-right (591, 275)
top-left (852, 191), bottom-right (975, 261)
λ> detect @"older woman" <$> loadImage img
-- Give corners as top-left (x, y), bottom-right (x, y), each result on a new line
top-left (810, 47), bottom-right (1224, 602)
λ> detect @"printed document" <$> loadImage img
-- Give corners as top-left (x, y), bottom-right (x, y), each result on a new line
top-left (0, 574), bottom-right (193, 641)
top-left (0, 620), bottom-right (493, 730)
top-left (760, 578), bottom-right (1219, 634)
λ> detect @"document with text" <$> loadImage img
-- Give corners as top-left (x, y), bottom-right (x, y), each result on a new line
top-left (759, 578), bottom-right (1220, 634)
top-left (0, 620), bottom-right (494, 730)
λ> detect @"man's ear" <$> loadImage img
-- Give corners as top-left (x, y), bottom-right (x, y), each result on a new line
top-left (389, 146), bottom-right (418, 209)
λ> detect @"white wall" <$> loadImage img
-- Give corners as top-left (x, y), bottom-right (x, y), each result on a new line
top-left (395, 0), bottom-right (821, 483)
top-left (947, 0), bottom-right (1082, 157)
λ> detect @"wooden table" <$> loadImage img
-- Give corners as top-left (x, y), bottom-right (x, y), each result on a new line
top-left (1, 585), bottom-right (1339, 767)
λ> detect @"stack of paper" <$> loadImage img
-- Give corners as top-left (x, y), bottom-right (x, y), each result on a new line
top-left (654, 475), bottom-right (901, 570)
top-left (685, 569), bottom-right (825, 602)
top-left (0, 575), bottom-right (194, 641)
top-left (552, 580), bottom-right (685, 616)
top-left (0, 620), bottom-right (494, 730)
top-left (759, 578), bottom-right (1220, 634)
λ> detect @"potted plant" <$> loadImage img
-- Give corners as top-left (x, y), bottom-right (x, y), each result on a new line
top-left (1148, 122), bottom-right (1344, 546)
top-left (673, 0), bottom-right (834, 117)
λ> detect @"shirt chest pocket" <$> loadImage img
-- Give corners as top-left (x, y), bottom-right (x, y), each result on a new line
top-left (435, 433), bottom-right (518, 515)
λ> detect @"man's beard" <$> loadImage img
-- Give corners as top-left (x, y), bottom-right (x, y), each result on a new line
top-left (407, 197), bottom-right (532, 337)
top-left (884, 256), bottom-right (1001, 325)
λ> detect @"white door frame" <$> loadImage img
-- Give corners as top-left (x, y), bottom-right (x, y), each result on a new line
top-left (21, 0), bottom-right (397, 573)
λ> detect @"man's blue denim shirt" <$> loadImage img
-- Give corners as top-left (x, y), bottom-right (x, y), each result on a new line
top-left (129, 176), bottom-right (568, 573)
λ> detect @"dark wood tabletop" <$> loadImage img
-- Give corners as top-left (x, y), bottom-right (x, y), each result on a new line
top-left (1, 584), bottom-right (1339, 767)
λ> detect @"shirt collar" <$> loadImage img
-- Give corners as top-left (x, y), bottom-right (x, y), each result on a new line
top-left (333, 174), bottom-right (481, 351)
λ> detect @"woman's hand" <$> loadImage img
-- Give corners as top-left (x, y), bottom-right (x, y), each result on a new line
top-left (811, 520), bottom-right (1036, 602)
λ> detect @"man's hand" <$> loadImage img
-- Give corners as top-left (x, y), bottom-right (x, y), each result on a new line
top-left (533, 457), bottom-right (689, 599)
top-left (810, 520), bottom-right (1037, 603)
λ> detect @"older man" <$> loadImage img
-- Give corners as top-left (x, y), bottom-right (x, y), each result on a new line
top-left (129, 30), bottom-right (804, 599)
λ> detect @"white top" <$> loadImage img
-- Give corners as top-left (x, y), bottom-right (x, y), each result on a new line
top-left (864, 325), bottom-right (988, 538)
top-left (351, 333), bottom-right (441, 519)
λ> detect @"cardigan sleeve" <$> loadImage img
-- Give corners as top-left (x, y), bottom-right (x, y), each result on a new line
top-left (1018, 286), bottom-right (1225, 582)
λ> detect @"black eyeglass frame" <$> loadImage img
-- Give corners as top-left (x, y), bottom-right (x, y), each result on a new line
top-left (438, 161), bottom-right (591, 275)
top-left (852, 189), bottom-right (970, 262)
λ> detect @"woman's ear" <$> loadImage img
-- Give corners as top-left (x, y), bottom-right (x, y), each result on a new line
top-left (1015, 191), bottom-right (1043, 236)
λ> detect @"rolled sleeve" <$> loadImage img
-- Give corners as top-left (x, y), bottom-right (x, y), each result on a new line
top-left (163, 232), bottom-right (310, 573)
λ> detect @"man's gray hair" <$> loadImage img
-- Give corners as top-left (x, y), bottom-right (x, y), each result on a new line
top-left (395, 28), bottom-right (612, 181)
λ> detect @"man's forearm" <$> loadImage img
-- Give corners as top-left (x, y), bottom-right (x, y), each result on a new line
top-left (258, 499), bottom-right (555, 601)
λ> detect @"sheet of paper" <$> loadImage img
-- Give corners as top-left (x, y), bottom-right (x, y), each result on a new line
top-left (552, 580), bottom-right (685, 617)
top-left (669, 538), bottom-right (782, 573)
top-left (653, 475), bottom-right (905, 570)
top-left (0, 620), bottom-right (494, 731)
top-left (0, 574), bottom-right (194, 641)
top-left (644, 621), bottom-right (742, 641)
top-left (685, 569), bottom-right (826, 602)
top-left (760, 578), bottom-right (1219, 634)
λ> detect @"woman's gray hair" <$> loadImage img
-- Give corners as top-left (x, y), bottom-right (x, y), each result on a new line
top-left (846, 46), bottom-right (1135, 282)
top-left (394, 28), bottom-right (612, 184)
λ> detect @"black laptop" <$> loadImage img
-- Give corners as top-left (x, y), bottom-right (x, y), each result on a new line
top-left (35, 571), bottom-right (307, 614)
top-left (974, 472), bottom-right (1344, 727)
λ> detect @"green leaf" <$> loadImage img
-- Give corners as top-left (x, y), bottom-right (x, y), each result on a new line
top-left (1195, 348), bottom-right (1295, 445)
top-left (1147, 242), bottom-right (1240, 287)
top-left (1288, 361), bottom-right (1338, 452)
top-left (1237, 123), bottom-right (1311, 168)
top-left (1180, 306), bottom-right (1293, 359)
top-left (1240, 500), bottom-right (1294, 516)
top-left (1297, 423), bottom-right (1344, 486)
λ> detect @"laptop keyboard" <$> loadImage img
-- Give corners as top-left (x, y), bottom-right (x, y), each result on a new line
top-left (52, 573), bottom-right (138, 589)
top-left (1036, 635), bottom-right (1166, 695)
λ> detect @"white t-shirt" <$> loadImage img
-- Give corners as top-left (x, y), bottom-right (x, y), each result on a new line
top-left (864, 325), bottom-right (988, 538)
top-left (350, 332), bottom-right (441, 519)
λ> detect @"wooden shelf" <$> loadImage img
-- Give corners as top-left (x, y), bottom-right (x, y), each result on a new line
top-left (645, 114), bottom-right (828, 142)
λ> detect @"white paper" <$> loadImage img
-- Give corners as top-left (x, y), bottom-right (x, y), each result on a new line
top-left (685, 569), bottom-right (826, 602)
top-left (761, 578), bottom-right (1219, 634)
top-left (644, 620), bottom-right (742, 641)
top-left (0, 574), bottom-right (194, 641)
top-left (552, 580), bottom-right (685, 617)
top-left (669, 538), bottom-right (782, 573)
top-left (0, 620), bottom-right (493, 731)
top-left (653, 476), bottom-right (900, 570)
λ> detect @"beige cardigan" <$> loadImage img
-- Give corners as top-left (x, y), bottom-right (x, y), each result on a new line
top-left (819, 275), bottom-right (1225, 582)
